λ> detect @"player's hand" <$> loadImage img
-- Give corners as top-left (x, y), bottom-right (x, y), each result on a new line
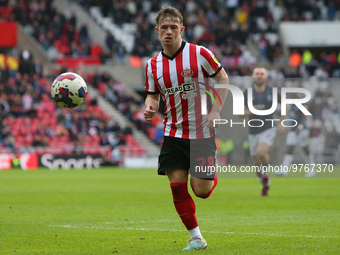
top-left (144, 106), bottom-right (156, 122)
top-left (201, 110), bottom-right (220, 129)
top-left (277, 123), bottom-right (285, 134)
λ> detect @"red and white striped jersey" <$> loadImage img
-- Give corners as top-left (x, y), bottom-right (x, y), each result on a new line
top-left (145, 41), bottom-right (222, 139)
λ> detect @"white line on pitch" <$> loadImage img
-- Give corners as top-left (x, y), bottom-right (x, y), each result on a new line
top-left (51, 225), bottom-right (339, 239)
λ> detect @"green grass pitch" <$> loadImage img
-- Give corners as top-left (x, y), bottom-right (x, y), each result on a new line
top-left (1, 167), bottom-right (339, 254)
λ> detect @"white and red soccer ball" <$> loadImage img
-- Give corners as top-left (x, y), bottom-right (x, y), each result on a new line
top-left (51, 72), bottom-right (87, 108)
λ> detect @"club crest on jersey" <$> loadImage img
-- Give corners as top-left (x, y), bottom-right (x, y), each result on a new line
top-left (212, 55), bottom-right (219, 64)
top-left (181, 68), bottom-right (194, 78)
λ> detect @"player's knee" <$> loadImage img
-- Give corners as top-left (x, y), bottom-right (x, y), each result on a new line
top-left (256, 150), bottom-right (267, 159)
top-left (192, 181), bottom-right (217, 199)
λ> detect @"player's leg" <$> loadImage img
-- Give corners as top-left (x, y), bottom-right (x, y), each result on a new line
top-left (279, 131), bottom-right (297, 176)
top-left (256, 127), bottom-right (277, 196)
top-left (167, 169), bottom-right (198, 230)
top-left (255, 142), bottom-right (271, 196)
top-left (256, 142), bottom-right (271, 164)
top-left (281, 145), bottom-right (295, 174)
top-left (189, 137), bottom-right (218, 199)
top-left (303, 146), bottom-right (315, 177)
top-left (249, 134), bottom-right (266, 190)
top-left (159, 137), bottom-right (205, 250)
top-left (190, 176), bottom-right (217, 198)
top-left (167, 169), bottom-right (207, 250)
top-left (298, 129), bottom-right (316, 177)
top-left (181, 138), bottom-right (218, 250)
top-left (251, 155), bottom-right (262, 180)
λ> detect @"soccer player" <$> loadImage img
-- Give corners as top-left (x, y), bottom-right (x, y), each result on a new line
top-left (144, 6), bottom-right (229, 251)
top-left (275, 97), bottom-right (315, 177)
top-left (238, 67), bottom-right (285, 196)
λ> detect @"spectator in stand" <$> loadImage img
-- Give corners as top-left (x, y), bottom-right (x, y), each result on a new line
top-left (258, 34), bottom-right (268, 62)
top-left (333, 54), bottom-right (340, 78)
top-left (123, 122), bottom-right (133, 135)
top-left (105, 31), bottom-right (116, 53)
top-left (226, 0), bottom-right (238, 17)
top-left (311, 1), bottom-right (322, 20)
top-left (327, 1), bottom-right (337, 20)
top-left (289, 50), bottom-right (302, 67)
top-left (48, 42), bottom-right (61, 61)
top-left (116, 42), bottom-right (126, 64)
top-left (236, 2), bottom-right (250, 25)
top-left (315, 66), bottom-right (329, 79)
top-left (326, 127), bottom-right (340, 150)
top-left (32, 134), bottom-right (47, 147)
top-left (19, 46), bottom-right (33, 75)
top-left (306, 55), bottom-right (319, 76)
top-left (99, 131), bottom-right (110, 146)
top-left (100, 48), bottom-right (112, 64)
top-left (302, 49), bottom-right (312, 65)
top-left (107, 119), bottom-right (121, 134)
top-left (69, 12), bottom-right (77, 28)
top-left (115, 130), bottom-right (126, 146)
top-left (71, 41), bottom-right (80, 57)
top-left (4, 133), bottom-right (15, 151)
top-left (79, 23), bottom-right (89, 42)
top-left (67, 24), bottom-right (76, 45)
top-left (0, 94), bottom-right (10, 118)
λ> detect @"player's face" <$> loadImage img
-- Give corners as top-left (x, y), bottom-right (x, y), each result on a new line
top-left (252, 68), bottom-right (267, 85)
top-left (155, 18), bottom-right (185, 48)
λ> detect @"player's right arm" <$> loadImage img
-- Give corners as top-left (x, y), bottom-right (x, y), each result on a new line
top-left (144, 61), bottom-right (160, 122)
top-left (144, 94), bottom-right (160, 122)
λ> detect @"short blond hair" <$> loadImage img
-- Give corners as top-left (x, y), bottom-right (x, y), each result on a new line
top-left (155, 5), bottom-right (183, 27)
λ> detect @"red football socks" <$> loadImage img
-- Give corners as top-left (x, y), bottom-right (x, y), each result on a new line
top-left (170, 182), bottom-right (198, 230)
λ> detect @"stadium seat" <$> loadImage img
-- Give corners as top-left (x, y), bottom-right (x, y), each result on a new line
top-left (90, 44), bottom-right (103, 56)
top-left (87, 72), bottom-right (94, 84)
top-left (97, 82), bottom-right (106, 95)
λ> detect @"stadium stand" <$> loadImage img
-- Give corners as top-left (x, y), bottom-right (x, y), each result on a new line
top-left (0, 0), bottom-right (152, 165)
top-left (78, 0), bottom-right (340, 77)
top-left (1, 0), bottom-right (104, 66)
top-left (0, 53), bottom-right (148, 165)
top-left (87, 69), bottom-right (163, 145)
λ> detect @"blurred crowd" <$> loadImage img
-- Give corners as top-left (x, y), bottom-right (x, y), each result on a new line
top-left (78, 0), bottom-right (340, 76)
top-left (0, 0), bottom-right (106, 61)
top-left (0, 51), bottom-right (139, 157)
top-left (288, 50), bottom-right (340, 78)
top-left (89, 70), bottom-right (163, 145)
top-left (307, 85), bottom-right (340, 157)
top-left (2, 0), bottom-right (340, 76)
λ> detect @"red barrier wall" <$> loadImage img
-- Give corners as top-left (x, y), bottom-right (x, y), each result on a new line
top-left (0, 22), bottom-right (17, 47)
top-left (56, 56), bottom-right (101, 69)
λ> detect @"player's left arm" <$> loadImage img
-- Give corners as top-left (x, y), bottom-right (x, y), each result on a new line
top-left (201, 68), bottom-right (229, 129)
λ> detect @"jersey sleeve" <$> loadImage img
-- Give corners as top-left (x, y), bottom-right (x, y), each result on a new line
top-left (199, 46), bottom-right (222, 77)
top-left (145, 61), bottom-right (160, 94)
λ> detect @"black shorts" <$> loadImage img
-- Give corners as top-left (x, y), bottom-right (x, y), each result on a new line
top-left (158, 136), bottom-right (217, 180)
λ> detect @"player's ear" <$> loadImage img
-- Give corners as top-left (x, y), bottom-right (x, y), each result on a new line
top-left (155, 26), bottom-right (159, 33)
top-left (180, 25), bottom-right (185, 34)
